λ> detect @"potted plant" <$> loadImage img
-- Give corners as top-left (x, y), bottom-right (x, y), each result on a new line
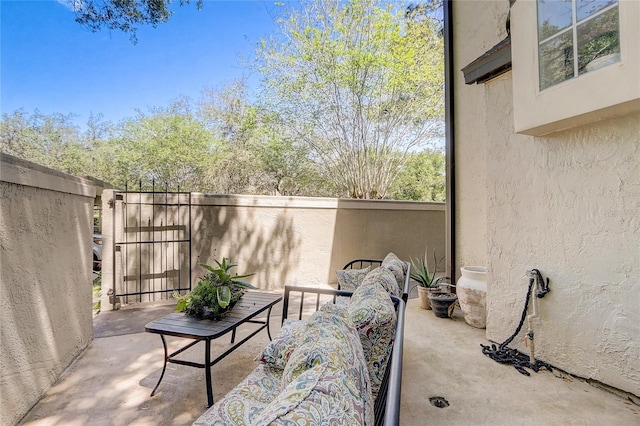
top-left (174, 257), bottom-right (256, 320)
top-left (428, 291), bottom-right (458, 318)
top-left (411, 251), bottom-right (446, 310)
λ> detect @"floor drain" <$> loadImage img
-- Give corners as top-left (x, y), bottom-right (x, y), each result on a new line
top-left (429, 396), bottom-right (450, 408)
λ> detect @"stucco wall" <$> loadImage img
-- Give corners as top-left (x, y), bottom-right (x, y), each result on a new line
top-left (0, 154), bottom-right (95, 425)
top-left (192, 196), bottom-right (445, 290)
top-left (453, 1), bottom-right (640, 395)
top-left (452, 0), bottom-right (510, 275)
top-left (101, 192), bottom-right (445, 305)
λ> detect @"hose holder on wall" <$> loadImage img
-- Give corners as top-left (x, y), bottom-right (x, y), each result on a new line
top-left (480, 269), bottom-right (552, 376)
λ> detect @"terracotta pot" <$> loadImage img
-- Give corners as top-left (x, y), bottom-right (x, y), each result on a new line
top-left (417, 286), bottom-right (442, 310)
top-left (457, 266), bottom-right (487, 328)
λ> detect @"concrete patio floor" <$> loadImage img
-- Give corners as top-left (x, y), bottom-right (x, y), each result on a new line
top-left (19, 296), bottom-right (639, 426)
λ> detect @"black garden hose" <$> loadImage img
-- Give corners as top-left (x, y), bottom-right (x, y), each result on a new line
top-left (480, 269), bottom-right (552, 376)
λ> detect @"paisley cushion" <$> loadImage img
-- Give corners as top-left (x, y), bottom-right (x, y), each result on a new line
top-left (382, 261), bottom-right (405, 291)
top-left (362, 266), bottom-right (400, 298)
top-left (381, 253), bottom-right (408, 291)
top-left (252, 362), bottom-right (328, 425)
top-left (280, 310), bottom-right (374, 425)
top-left (348, 280), bottom-right (397, 398)
top-left (255, 362), bottom-right (372, 426)
top-left (318, 300), bottom-right (350, 317)
top-left (336, 266), bottom-right (371, 291)
top-left (254, 320), bottom-right (307, 369)
top-left (382, 252), bottom-right (408, 274)
top-left (192, 364), bottom-right (284, 426)
top-left (283, 311), bottom-right (366, 387)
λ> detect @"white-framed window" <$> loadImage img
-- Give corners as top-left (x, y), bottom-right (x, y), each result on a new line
top-left (511, 0), bottom-right (639, 136)
top-left (537, 0), bottom-right (620, 90)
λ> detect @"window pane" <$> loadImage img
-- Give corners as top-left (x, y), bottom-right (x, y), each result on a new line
top-left (538, 0), bottom-right (573, 41)
top-left (539, 31), bottom-right (574, 90)
top-left (576, 0), bottom-right (616, 22)
top-left (578, 6), bottom-right (620, 74)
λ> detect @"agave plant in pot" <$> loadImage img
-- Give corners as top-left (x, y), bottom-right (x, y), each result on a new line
top-left (411, 251), bottom-right (447, 310)
top-left (174, 258), bottom-right (256, 320)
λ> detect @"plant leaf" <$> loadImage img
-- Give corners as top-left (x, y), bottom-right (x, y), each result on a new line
top-left (232, 279), bottom-right (257, 289)
top-left (433, 276), bottom-right (446, 285)
top-left (175, 298), bottom-right (186, 312)
top-left (217, 286), bottom-right (231, 309)
top-left (200, 263), bottom-right (217, 273)
top-left (232, 273), bottom-right (255, 280)
top-left (224, 258), bottom-right (238, 271)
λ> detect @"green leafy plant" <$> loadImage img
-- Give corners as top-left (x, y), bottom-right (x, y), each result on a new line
top-left (410, 250), bottom-right (446, 288)
top-left (174, 258), bottom-right (256, 320)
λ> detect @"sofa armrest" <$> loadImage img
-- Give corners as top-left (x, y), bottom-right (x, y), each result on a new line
top-left (380, 297), bottom-right (405, 426)
top-left (401, 263), bottom-right (411, 303)
top-left (282, 285), bottom-right (354, 324)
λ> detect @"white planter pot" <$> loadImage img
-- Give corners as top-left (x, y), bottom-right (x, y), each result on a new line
top-left (456, 266), bottom-right (487, 328)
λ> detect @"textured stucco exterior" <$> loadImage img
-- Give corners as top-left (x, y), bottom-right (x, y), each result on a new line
top-left (0, 154), bottom-right (95, 425)
top-left (101, 191), bottom-right (445, 306)
top-left (451, 0), bottom-right (509, 271)
top-left (192, 195), bottom-right (446, 290)
top-left (453, 0), bottom-right (640, 395)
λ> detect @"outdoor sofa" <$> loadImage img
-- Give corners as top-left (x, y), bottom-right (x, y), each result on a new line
top-left (192, 253), bottom-right (410, 426)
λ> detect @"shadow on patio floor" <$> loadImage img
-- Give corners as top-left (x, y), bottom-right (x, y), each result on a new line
top-left (20, 298), bottom-right (639, 425)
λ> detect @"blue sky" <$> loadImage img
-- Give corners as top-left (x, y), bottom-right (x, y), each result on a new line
top-left (1, 0), bottom-right (280, 125)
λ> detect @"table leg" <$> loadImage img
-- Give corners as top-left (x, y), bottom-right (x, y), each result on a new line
top-left (205, 338), bottom-right (213, 407)
top-left (266, 306), bottom-right (274, 341)
top-left (150, 335), bottom-right (168, 397)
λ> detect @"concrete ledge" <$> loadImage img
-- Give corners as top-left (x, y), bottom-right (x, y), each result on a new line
top-left (191, 193), bottom-right (445, 211)
top-left (1, 153), bottom-right (96, 198)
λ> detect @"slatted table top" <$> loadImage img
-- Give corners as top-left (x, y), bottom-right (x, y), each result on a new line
top-left (145, 291), bottom-right (282, 339)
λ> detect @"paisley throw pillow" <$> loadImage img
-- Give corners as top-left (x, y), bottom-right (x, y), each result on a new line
top-left (336, 266), bottom-right (371, 291)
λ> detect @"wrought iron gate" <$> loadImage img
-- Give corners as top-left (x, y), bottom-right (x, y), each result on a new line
top-left (111, 183), bottom-right (192, 308)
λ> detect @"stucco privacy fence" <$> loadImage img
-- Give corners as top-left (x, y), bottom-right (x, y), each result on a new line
top-left (0, 151), bottom-right (444, 425)
top-left (100, 190), bottom-right (446, 308)
top-left (0, 153), bottom-right (96, 426)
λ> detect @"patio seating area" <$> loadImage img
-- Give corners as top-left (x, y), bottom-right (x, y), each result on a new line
top-left (19, 295), bottom-right (639, 426)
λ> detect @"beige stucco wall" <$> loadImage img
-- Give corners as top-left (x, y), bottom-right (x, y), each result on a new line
top-left (192, 195), bottom-right (445, 290)
top-left (101, 191), bottom-right (445, 305)
top-left (451, 0), bottom-right (510, 274)
top-left (453, 0), bottom-right (640, 395)
top-left (0, 154), bottom-right (95, 425)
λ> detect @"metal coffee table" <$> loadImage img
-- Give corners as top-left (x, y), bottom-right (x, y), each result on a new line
top-left (145, 291), bottom-right (282, 407)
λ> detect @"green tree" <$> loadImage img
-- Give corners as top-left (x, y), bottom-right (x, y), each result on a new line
top-left (70, 0), bottom-right (202, 42)
top-left (255, 115), bottom-right (335, 197)
top-left (198, 80), bottom-right (332, 196)
top-left (198, 80), bottom-right (270, 194)
top-left (0, 109), bottom-right (91, 176)
top-left (257, 0), bottom-right (444, 199)
top-left (98, 110), bottom-right (213, 190)
top-left (390, 148), bottom-right (445, 201)
top-left (198, 80), bottom-right (258, 145)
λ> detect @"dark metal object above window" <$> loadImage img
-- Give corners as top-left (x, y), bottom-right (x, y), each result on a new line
top-left (461, 37), bottom-right (512, 85)
top-left (462, 0), bottom-right (515, 85)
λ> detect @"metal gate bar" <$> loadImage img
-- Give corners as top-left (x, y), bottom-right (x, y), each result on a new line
top-left (112, 181), bottom-right (192, 309)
